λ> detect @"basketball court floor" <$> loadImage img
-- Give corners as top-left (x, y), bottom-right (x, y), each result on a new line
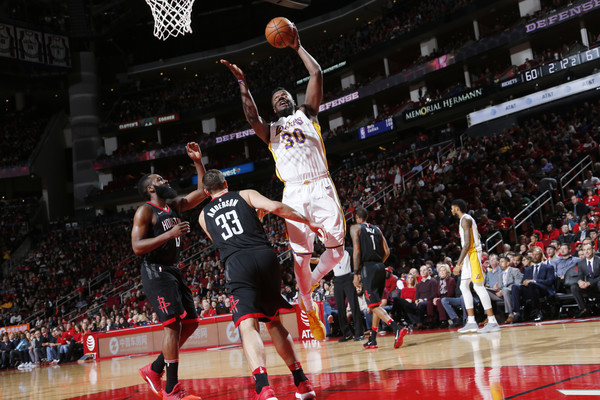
top-left (3, 317), bottom-right (600, 400)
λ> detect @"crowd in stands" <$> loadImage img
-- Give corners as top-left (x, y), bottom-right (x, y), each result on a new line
top-left (99, 0), bottom-right (581, 131)
top-left (101, 0), bottom-right (486, 126)
top-left (319, 98), bottom-right (600, 337)
top-left (0, 113), bottom-right (48, 168)
top-left (0, 198), bottom-right (39, 261)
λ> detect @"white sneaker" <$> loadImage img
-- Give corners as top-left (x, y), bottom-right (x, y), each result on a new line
top-left (457, 322), bottom-right (479, 333)
top-left (477, 322), bottom-right (500, 333)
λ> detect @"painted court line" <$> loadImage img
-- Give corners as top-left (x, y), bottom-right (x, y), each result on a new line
top-left (558, 389), bottom-right (600, 395)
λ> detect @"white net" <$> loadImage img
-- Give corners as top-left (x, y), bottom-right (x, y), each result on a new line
top-left (145, 0), bottom-right (196, 41)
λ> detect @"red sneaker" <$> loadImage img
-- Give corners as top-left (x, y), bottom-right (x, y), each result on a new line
top-left (295, 380), bottom-right (316, 399)
top-left (253, 385), bottom-right (278, 400)
top-left (139, 363), bottom-right (164, 397)
top-left (394, 327), bottom-right (408, 349)
top-left (161, 382), bottom-right (202, 400)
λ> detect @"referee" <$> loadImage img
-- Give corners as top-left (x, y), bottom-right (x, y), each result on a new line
top-left (333, 247), bottom-right (365, 342)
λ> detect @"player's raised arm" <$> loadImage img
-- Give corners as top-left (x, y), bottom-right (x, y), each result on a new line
top-left (220, 59), bottom-right (270, 144)
top-left (239, 189), bottom-right (327, 239)
top-left (290, 26), bottom-right (323, 117)
top-left (172, 142), bottom-right (208, 212)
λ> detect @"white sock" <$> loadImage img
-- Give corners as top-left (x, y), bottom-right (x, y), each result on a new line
top-left (467, 316), bottom-right (476, 324)
top-left (293, 253), bottom-right (314, 312)
top-left (311, 246), bottom-right (344, 285)
top-left (487, 315), bottom-right (497, 324)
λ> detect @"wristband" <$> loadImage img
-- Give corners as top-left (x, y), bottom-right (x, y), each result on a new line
top-left (238, 79), bottom-right (245, 83)
top-left (353, 270), bottom-right (360, 275)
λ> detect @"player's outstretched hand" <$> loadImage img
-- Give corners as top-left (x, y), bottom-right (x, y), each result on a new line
top-left (186, 142), bottom-right (202, 162)
top-left (220, 59), bottom-right (245, 81)
top-left (290, 24), bottom-right (300, 51)
top-left (170, 221), bottom-right (191, 238)
top-left (308, 221), bottom-right (328, 242)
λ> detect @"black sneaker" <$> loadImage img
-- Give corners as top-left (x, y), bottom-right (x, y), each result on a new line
top-left (353, 335), bottom-right (365, 341)
top-left (363, 337), bottom-right (378, 349)
top-left (338, 335), bottom-right (353, 343)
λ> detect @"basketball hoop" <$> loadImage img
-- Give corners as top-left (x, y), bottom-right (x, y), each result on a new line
top-left (145, 0), bottom-right (196, 41)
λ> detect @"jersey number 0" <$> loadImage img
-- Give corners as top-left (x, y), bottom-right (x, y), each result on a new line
top-left (215, 211), bottom-right (244, 240)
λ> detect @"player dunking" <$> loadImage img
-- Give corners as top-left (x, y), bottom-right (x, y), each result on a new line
top-left (132, 142), bottom-right (207, 400)
top-left (350, 208), bottom-right (407, 349)
top-left (221, 25), bottom-right (345, 341)
top-left (451, 199), bottom-right (500, 334)
top-left (198, 169), bottom-right (323, 400)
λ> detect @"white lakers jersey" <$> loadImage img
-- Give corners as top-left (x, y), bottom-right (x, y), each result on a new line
top-left (459, 213), bottom-right (482, 252)
top-left (269, 109), bottom-right (329, 183)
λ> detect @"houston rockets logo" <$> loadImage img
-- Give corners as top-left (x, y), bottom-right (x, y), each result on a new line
top-left (229, 295), bottom-right (239, 313)
top-left (157, 296), bottom-right (171, 314)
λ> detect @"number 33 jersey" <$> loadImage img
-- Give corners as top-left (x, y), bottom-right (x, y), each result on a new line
top-left (269, 109), bottom-right (329, 184)
top-left (202, 191), bottom-right (271, 261)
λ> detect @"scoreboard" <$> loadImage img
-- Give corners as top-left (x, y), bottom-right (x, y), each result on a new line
top-left (499, 47), bottom-right (600, 88)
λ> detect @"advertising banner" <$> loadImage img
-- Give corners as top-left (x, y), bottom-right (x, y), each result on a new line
top-left (0, 323), bottom-right (30, 335)
top-left (403, 88), bottom-right (485, 122)
top-left (358, 118), bottom-right (394, 140)
top-left (468, 72), bottom-right (600, 126)
top-left (525, 0), bottom-right (600, 34)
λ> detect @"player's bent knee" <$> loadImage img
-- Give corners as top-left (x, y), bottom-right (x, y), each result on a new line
top-left (460, 279), bottom-right (470, 292)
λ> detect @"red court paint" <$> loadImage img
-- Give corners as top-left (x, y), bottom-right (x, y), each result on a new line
top-left (64, 364), bottom-right (600, 399)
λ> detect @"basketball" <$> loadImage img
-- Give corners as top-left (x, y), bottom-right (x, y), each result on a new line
top-left (265, 17), bottom-right (295, 48)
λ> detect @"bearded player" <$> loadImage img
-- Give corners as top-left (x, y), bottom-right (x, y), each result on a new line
top-left (221, 25), bottom-right (344, 341)
top-left (132, 142), bottom-right (207, 400)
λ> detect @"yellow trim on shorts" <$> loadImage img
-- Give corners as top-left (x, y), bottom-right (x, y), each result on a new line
top-left (328, 175), bottom-right (347, 234)
top-left (268, 140), bottom-right (285, 183)
top-left (313, 119), bottom-right (346, 235)
top-left (468, 224), bottom-right (484, 283)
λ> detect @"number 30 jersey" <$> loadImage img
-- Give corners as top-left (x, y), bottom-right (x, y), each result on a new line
top-left (202, 191), bottom-right (271, 261)
top-left (269, 109), bottom-right (329, 184)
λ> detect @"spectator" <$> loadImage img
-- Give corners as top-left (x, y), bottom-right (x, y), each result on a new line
top-left (575, 220), bottom-right (590, 242)
top-left (0, 334), bottom-right (16, 369)
top-left (397, 265), bottom-right (437, 329)
top-left (496, 256), bottom-right (523, 324)
top-left (558, 224), bottom-right (576, 245)
top-left (200, 299), bottom-right (216, 318)
top-left (571, 243), bottom-right (600, 318)
top-left (569, 196), bottom-right (590, 219)
top-left (428, 264), bottom-right (456, 328)
top-left (510, 247), bottom-right (555, 323)
top-left (384, 267), bottom-right (398, 294)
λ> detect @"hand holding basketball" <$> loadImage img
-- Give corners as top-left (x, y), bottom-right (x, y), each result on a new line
top-left (265, 17), bottom-right (297, 49)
